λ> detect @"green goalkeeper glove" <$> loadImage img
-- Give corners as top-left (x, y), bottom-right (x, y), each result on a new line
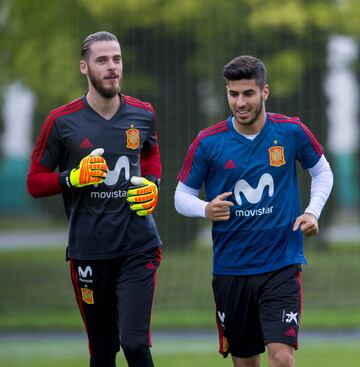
top-left (69, 148), bottom-right (108, 188)
top-left (127, 176), bottom-right (159, 216)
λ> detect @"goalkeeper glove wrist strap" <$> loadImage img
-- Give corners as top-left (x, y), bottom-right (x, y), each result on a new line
top-left (145, 175), bottom-right (161, 190)
top-left (59, 170), bottom-right (72, 189)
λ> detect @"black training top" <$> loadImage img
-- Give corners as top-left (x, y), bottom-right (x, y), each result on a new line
top-left (33, 94), bottom-right (162, 260)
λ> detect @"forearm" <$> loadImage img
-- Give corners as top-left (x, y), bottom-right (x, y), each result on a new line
top-left (27, 161), bottom-right (64, 198)
top-left (174, 182), bottom-right (208, 218)
top-left (305, 155), bottom-right (333, 219)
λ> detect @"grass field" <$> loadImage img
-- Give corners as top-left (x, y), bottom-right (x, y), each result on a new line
top-left (0, 335), bottom-right (359, 367)
top-left (1, 233), bottom-right (360, 366)
top-left (1, 242), bottom-right (360, 330)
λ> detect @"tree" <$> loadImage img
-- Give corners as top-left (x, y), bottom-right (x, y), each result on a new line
top-left (1, 0), bottom-right (359, 247)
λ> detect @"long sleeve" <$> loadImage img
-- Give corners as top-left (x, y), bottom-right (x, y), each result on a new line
top-left (140, 143), bottom-right (162, 179)
top-left (304, 155), bottom-right (333, 219)
top-left (27, 160), bottom-right (64, 198)
top-left (174, 181), bottom-right (208, 218)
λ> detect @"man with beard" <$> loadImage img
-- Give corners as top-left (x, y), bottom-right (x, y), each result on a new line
top-left (27, 31), bottom-right (162, 367)
top-left (174, 55), bottom-right (333, 367)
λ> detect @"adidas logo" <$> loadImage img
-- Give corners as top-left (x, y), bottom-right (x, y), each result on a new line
top-left (285, 327), bottom-right (297, 337)
top-left (79, 138), bottom-right (93, 148)
top-left (224, 159), bottom-right (236, 169)
top-left (145, 261), bottom-right (157, 270)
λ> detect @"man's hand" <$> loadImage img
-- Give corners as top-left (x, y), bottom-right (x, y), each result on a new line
top-left (205, 192), bottom-right (234, 221)
top-left (127, 176), bottom-right (159, 216)
top-left (293, 212), bottom-right (319, 236)
top-left (69, 148), bottom-right (108, 187)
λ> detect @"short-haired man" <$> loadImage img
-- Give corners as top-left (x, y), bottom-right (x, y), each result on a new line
top-left (175, 55), bottom-right (333, 367)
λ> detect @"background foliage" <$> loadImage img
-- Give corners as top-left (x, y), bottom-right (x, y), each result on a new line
top-left (1, 0), bottom-right (359, 246)
top-left (0, 0), bottom-right (359, 335)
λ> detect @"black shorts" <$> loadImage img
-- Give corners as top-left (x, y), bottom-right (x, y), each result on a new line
top-left (212, 264), bottom-right (302, 359)
top-left (69, 246), bottom-right (162, 359)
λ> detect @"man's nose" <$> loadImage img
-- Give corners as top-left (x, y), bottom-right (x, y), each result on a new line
top-left (235, 95), bottom-right (246, 108)
top-left (108, 60), bottom-right (117, 69)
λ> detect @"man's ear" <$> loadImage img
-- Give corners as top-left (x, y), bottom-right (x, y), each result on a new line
top-left (263, 84), bottom-right (270, 101)
top-left (80, 59), bottom-right (88, 76)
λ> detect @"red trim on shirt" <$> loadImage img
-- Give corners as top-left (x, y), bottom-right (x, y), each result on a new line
top-left (124, 95), bottom-right (161, 177)
top-left (268, 113), bottom-right (323, 157)
top-left (178, 120), bottom-right (228, 183)
top-left (32, 99), bottom-right (84, 163)
top-left (123, 95), bottom-right (155, 112)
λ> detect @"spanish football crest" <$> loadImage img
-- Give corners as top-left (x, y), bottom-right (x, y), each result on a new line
top-left (222, 336), bottom-right (229, 353)
top-left (81, 287), bottom-right (94, 304)
top-left (126, 126), bottom-right (140, 150)
top-left (269, 146), bottom-right (286, 167)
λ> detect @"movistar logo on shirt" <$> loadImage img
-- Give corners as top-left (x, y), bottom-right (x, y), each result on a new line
top-left (234, 173), bottom-right (274, 217)
top-left (90, 156), bottom-right (130, 199)
top-left (90, 190), bottom-right (127, 199)
top-left (104, 156), bottom-right (130, 185)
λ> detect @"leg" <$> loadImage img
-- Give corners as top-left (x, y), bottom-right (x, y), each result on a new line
top-left (122, 343), bottom-right (154, 367)
top-left (232, 354), bottom-right (261, 367)
top-left (70, 259), bottom-right (119, 367)
top-left (116, 247), bottom-right (162, 367)
top-left (267, 343), bottom-right (295, 367)
top-left (90, 355), bottom-right (116, 367)
top-left (259, 265), bottom-right (302, 367)
top-left (212, 275), bottom-right (265, 360)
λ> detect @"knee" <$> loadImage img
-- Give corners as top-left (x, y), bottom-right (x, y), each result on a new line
top-left (121, 342), bottom-right (153, 367)
top-left (121, 340), bottom-right (145, 354)
top-left (232, 354), bottom-right (261, 367)
top-left (268, 348), bottom-right (295, 367)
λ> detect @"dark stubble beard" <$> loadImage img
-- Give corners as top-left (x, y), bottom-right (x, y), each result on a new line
top-left (88, 68), bottom-right (121, 98)
top-left (237, 96), bottom-right (264, 127)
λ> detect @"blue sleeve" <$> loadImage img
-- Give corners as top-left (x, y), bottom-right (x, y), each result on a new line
top-left (177, 138), bottom-right (208, 190)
